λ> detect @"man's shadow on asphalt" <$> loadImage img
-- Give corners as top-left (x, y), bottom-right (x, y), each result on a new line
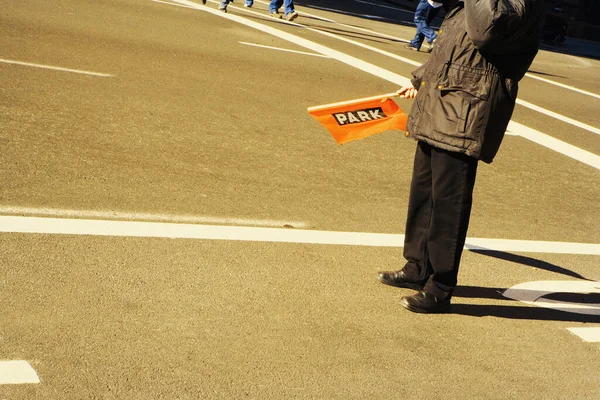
top-left (451, 250), bottom-right (600, 323)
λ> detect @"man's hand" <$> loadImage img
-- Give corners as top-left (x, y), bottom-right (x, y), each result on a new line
top-left (397, 86), bottom-right (418, 99)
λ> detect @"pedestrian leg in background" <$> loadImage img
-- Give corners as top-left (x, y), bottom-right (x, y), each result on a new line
top-left (219, 0), bottom-right (230, 12)
top-left (269, 0), bottom-right (283, 18)
top-left (245, 0), bottom-right (253, 7)
top-left (405, 0), bottom-right (441, 52)
top-left (282, 0), bottom-right (298, 21)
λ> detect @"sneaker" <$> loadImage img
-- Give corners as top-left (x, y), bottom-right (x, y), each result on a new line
top-left (269, 10), bottom-right (282, 18)
top-left (218, 7), bottom-right (227, 12)
top-left (404, 43), bottom-right (420, 51)
top-left (244, 2), bottom-right (252, 7)
top-left (285, 11), bottom-right (298, 21)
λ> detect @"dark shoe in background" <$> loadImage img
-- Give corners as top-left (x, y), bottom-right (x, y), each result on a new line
top-left (400, 291), bottom-right (451, 314)
top-left (377, 270), bottom-right (424, 290)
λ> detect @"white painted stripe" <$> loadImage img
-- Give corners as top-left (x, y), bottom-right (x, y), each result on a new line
top-left (0, 216), bottom-right (399, 245)
top-left (507, 121), bottom-right (600, 170)
top-left (0, 361), bottom-right (40, 385)
top-left (465, 238), bottom-right (600, 255)
top-left (166, 0), bottom-right (598, 170)
top-left (567, 328), bottom-right (600, 342)
top-left (2, 215), bottom-right (599, 255)
top-left (0, 206), bottom-right (306, 228)
top-left (0, 58), bottom-right (112, 77)
top-left (239, 41), bottom-right (330, 58)
top-left (516, 99), bottom-right (600, 136)
top-left (525, 73), bottom-right (600, 100)
top-left (503, 280), bottom-right (600, 316)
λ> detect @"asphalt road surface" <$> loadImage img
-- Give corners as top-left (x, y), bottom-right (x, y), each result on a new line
top-left (1, 0), bottom-right (599, 398)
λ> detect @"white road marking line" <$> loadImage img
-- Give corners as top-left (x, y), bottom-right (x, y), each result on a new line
top-left (0, 360), bottom-right (40, 385)
top-left (163, 0), bottom-right (599, 170)
top-left (508, 120), bottom-right (600, 170)
top-left (2, 216), bottom-right (599, 255)
top-left (464, 238), bottom-right (600, 255)
top-left (0, 206), bottom-right (306, 228)
top-left (525, 73), bottom-right (600, 100)
top-left (517, 99), bottom-right (600, 135)
top-left (0, 58), bottom-right (112, 77)
top-left (239, 41), bottom-right (330, 58)
top-left (567, 328), bottom-right (600, 342)
top-left (504, 281), bottom-right (600, 316)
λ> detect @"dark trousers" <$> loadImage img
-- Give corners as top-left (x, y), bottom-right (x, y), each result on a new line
top-left (402, 141), bottom-right (478, 299)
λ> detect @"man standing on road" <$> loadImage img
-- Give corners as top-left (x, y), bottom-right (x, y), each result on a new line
top-left (405, 0), bottom-right (443, 52)
top-left (378, 0), bottom-right (545, 313)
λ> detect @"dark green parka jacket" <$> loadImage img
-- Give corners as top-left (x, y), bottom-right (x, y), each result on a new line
top-left (406, 0), bottom-right (545, 163)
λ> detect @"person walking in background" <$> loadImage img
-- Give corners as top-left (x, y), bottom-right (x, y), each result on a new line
top-left (269, 0), bottom-right (298, 21)
top-left (378, 0), bottom-right (545, 313)
top-left (405, 0), bottom-right (442, 52)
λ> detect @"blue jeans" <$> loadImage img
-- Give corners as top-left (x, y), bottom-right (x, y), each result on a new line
top-left (409, 0), bottom-right (440, 48)
top-left (270, 0), bottom-right (294, 14)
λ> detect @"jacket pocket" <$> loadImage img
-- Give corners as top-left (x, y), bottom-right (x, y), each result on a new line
top-left (438, 64), bottom-right (491, 100)
top-left (434, 64), bottom-right (491, 139)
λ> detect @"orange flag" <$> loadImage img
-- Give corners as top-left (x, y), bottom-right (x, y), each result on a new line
top-left (307, 93), bottom-right (408, 144)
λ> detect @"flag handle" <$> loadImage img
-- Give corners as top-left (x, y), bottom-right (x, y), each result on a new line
top-left (307, 92), bottom-right (400, 113)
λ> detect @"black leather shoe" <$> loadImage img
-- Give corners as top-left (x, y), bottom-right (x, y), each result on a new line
top-left (377, 270), bottom-right (424, 290)
top-left (400, 291), bottom-right (451, 313)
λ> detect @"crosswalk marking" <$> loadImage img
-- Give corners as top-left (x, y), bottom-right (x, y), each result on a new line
top-left (567, 328), bottom-right (600, 342)
top-left (0, 360), bottom-right (40, 385)
top-left (1, 215), bottom-right (599, 255)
